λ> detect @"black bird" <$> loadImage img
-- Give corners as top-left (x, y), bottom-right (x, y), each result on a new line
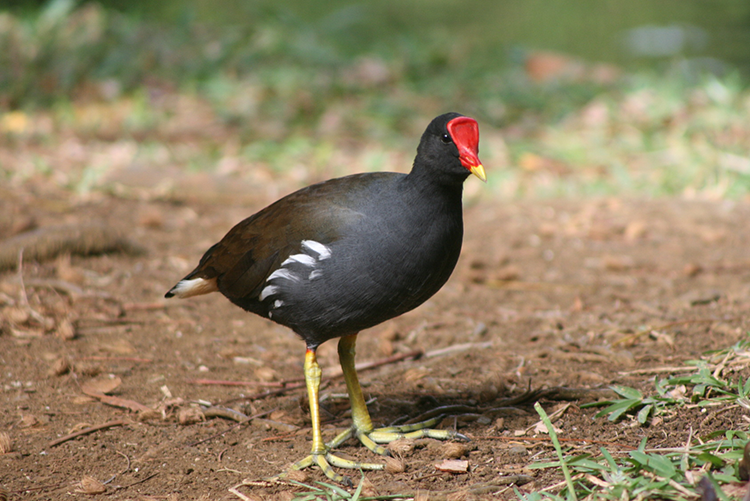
top-left (166, 112), bottom-right (485, 483)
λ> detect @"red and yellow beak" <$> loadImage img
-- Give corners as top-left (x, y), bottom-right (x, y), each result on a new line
top-left (447, 116), bottom-right (486, 182)
top-left (467, 163), bottom-right (486, 182)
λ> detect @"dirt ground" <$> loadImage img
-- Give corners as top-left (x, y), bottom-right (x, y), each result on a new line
top-left (2, 181), bottom-right (750, 500)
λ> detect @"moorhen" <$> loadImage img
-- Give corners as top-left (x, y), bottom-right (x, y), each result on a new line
top-left (166, 112), bottom-right (485, 484)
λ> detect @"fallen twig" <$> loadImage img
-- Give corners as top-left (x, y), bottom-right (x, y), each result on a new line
top-left (48, 419), bottom-right (129, 448)
top-left (81, 382), bottom-right (153, 413)
top-left (326, 348), bottom-right (424, 377)
top-left (111, 472), bottom-right (159, 492)
top-left (425, 342), bottom-right (492, 359)
top-left (188, 349), bottom-right (424, 388)
top-left (203, 406), bottom-right (252, 422)
top-left (187, 378), bottom-right (286, 388)
top-left (522, 402), bottom-right (571, 435)
top-left (261, 431), bottom-right (299, 442)
top-left (619, 366), bottom-right (696, 376)
top-left (218, 383), bottom-right (308, 406)
top-left (186, 409), bottom-right (274, 447)
top-left (76, 356), bottom-right (153, 363)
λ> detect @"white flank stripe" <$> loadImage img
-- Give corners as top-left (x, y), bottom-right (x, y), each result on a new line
top-left (267, 268), bottom-right (299, 283)
top-left (259, 285), bottom-right (279, 301)
top-left (282, 253), bottom-right (316, 267)
top-left (273, 299), bottom-right (284, 309)
top-left (302, 240), bottom-right (332, 260)
top-left (309, 269), bottom-right (322, 280)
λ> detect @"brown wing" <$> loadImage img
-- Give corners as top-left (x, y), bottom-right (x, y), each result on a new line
top-left (174, 177), bottom-right (367, 303)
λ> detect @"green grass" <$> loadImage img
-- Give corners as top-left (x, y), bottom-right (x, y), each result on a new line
top-left (584, 336), bottom-right (750, 425)
top-left (517, 337), bottom-right (750, 500)
top-left (3, 0), bottom-right (750, 199)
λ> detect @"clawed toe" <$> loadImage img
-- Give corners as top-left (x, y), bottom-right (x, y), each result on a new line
top-left (282, 451), bottom-right (384, 486)
top-left (367, 415), bottom-right (468, 444)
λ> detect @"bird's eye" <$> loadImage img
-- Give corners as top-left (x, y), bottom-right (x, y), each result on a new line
top-left (441, 134), bottom-right (452, 144)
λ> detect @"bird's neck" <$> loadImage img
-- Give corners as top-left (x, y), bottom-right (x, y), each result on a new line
top-left (406, 159), bottom-right (467, 202)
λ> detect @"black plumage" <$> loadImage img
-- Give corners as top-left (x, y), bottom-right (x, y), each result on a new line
top-left (166, 112), bottom-right (485, 484)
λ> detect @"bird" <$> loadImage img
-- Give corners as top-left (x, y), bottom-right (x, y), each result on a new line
top-left (165, 112), bottom-right (485, 484)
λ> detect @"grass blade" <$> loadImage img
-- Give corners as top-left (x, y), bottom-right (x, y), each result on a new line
top-left (534, 402), bottom-right (578, 501)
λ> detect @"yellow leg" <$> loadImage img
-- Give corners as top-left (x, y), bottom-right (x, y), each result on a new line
top-left (277, 338), bottom-right (468, 485)
top-left (282, 347), bottom-right (383, 486)
top-left (305, 348), bottom-right (326, 455)
top-left (330, 334), bottom-right (469, 453)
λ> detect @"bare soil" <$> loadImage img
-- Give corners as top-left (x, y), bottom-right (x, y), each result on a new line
top-left (2, 183), bottom-right (750, 500)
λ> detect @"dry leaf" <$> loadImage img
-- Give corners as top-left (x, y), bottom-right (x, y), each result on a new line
top-left (9, 327), bottom-right (44, 338)
top-left (81, 376), bottom-right (151, 412)
top-left (3, 306), bottom-right (30, 324)
top-left (447, 490), bottom-right (471, 501)
top-left (81, 376), bottom-right (122, 396)
top-left (98, 339), bottom-right (135, 355)
top-left (387, 438), bottom-right (416, 456)
top-left (18, 415), bottom-right (40, 428)
top-left (403, 368), bottom-right (429, 382)
top-left (96, 394), bottom-right (153, 413)
top-left (67, 422), bottom-right (94, 433)
top-left (283, 469), bottom-right (308, 483)
top-left (358, 475), bottom-right (378, 497)
top-left (0, 432), bottom-right (12, 453)
top-left (254, 366), bottom-right (277, 382)
top-left (47, 357), bottom-right (71, 376)
top-left (74, 362), bottom-right (102, 377)
top-left (76, 475), bottom-right (106, 494)
top-left (533, 421), bottom-right (562, 434)
top-left (138, 409), bottom-right (161, 421)
top-left (441, 442), bottom-right (469, 459)
top-left (434, 459), bottom-right (469, 473)
top-left (384, 456), bottom-right (405, 474)
top-left (55, 319), bottom-right (76, 340)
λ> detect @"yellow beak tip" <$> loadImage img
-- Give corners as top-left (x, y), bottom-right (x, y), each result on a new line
top-left (470, 164), bottom-right (487, 183)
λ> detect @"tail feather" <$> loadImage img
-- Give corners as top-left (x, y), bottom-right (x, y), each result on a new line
top-left (165, 277), bottom-right (219, 299)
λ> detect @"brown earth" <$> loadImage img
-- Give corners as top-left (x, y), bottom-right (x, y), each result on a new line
top-left (1, 183), bottom-right (750, 500)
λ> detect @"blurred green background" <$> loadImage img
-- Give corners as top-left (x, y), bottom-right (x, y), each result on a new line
top-left (2, 0), bottom-right (750, 199)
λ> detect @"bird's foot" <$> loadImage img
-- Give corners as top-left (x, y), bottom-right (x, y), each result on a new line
top-left (281, 451), bottom-right (384, 486)
top-left (278, 416), bottom-right (467, 485)
top-left (329, 415), bottom-right (470, 455)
